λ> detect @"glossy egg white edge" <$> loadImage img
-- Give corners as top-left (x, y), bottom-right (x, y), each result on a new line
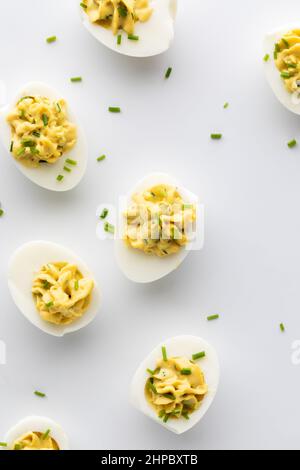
top-left (79, 0), bottom-right (177, 58)
top-left (3, 416), bottom-right (69, 450)
top-left (115, 172), bottom-right (203, 284)
top-left (130, 335), bottom-right (220, 435)
top-left (0, 81), bottom-right (88, 191)
top-left (8, 241), bottom-right (101, 337)
top-left (263, 25), bottom-right (300, 115)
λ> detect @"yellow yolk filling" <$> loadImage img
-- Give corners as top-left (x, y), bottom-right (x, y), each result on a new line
top-left (32, 262), bottom-right (94, 325)
top-left (145, 357), bottom-right (208, 420)
top-left (124, 184), bottom-right (196, 257)
top-left (7, 96), bottom-right (77, 167)
top-left (82, 0), bottom-right (153, 35)
top-left (12, 432), bottom-right (59, 451)
top-left (275, 30), bottom-right (300, 93)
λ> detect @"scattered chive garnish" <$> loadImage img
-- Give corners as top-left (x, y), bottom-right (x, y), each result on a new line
top-left (42, 114), bottom-right (48, 126)
top-left (146, 368), bottom-right (155, 375)
top-left (163, 393), bottom-right (175, 400)
top-left (16, 147), bottom-right (25, 156)
top-left (100, 208), bottom-right (109, 220)
top-left (118, 5), bottom-right (128, 17)
top-left (56, 102), bottom-right (62, 113)
top-left (182, 412), bottom-right (190, 420)
top-left (46, 301), bottom-right (54, 308)
top-left (128, 34), bottom-right (139, 41)
top-left (163, 414), bottom-right (169, 423)
top-left (34, 390), bottom-right (46, 398)
top-left (0, 442), bottom-right (7, 447)
top-left (263, 54), bottom-right (270, 62)
top-left (108, 107), bottom-right (121, 113)
top-left (74, 280), bottom-right (79, 291)
top-left (56, 175), bottom-right (64, 182)
top-left (147, 380), bottom-right (157, 394)
top-left (281, 71), bottom-right (290, 79)
top-left (207, 314), bottom-right (219, 321)
top-left (282, 38), bottom-right (289, 48)
top-left (80, 2), bottom-right (87, 8)
top-left (288, 139), bottom-right (297, 148)
top-left (0, 209), bottom-right (4, 217)
top-left (162, 346), bottom-right (168, 361)
top-left (97, 155), bottom-right (106, 162)
top-left (65, 158), bottom-right (77, 166)
top-left (223, 102), bottom-right (229, 109)
top-left (181, 369), bottom-right (192, 375)
top-left (158, 410), bottom-right (165, 419)
top-left (104, 222), bottom-right (115, 234)
top-left (117, 34), bottom-right (122, 46)
top-left (10, 141), bottom-right (13, 152)
top-left (192, 351), bottom-right (206, 360)
top-left (64, 166), bottom-right (72, 172)
top-left (14, 444), bottom-right (22, 450)
top-left (165, 67), bottom-right (173, 79)
top-left (46, 36), bottom-right (57, 44)
top-left (42, 429), bottom-right (51, 440)
top-left (32, 131), bottom-right (41, 138)
top-left (280, 323), bottom-right (285, 332)
top-left (70, 77), bottom-right (82, 83)
top-left (211, 134), bottom-right (222, 140)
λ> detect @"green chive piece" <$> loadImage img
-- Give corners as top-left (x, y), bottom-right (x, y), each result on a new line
top-left (43, 280), bottom-right (51, 289)
top-left (280, 323), bottom-right (285, 332)
top-left (158, 410), bottom-right (165, 419)
top-left (162, 346), bottom-right (168, 361)
top-left (65, 158), bottom-right (77, 166)
top-left (74, 280), bottom-right (79, 291)
top-left (80, 2), bottom-right (87, 9)
top-left (100, 208), bottom-right (109, 220)
top-left (97, 155), bottom-right (106, 162)
top-left (46, 301), bottom-right (54, 308)
top-left (165, 67), bottom-right (173, 79)
top-left (288, 139), bottom-right (297, 148)
top-left (288, 63), bottom-right (297, 69)
top-left (282, 38), bottom-right (289, 48)
top-left (108, 107), bottom-right (121, 113)
top-left (70, 77), bottom-right (82, 83)
top-left (16, 147), bottom-right (25, 156)
top-left (146, 368), bottom-right (155, 375)
top-left (128, 34), bottom-right (139, 41)
top-left (46, 36), bottom-right (57, 44)
top-left (10, 141), bottom-right (13, 152)
top-left (56, 102), bottom-right (62, 113)
top-left (192, 351), bottom-right (206, 360)
top-left (104, 222), bottom-right (115, 234)
top-left (42, 114), bottom-right (48, 126)
top-left (32, 131), bottom-right (41, 138)
top-left (223, 102), bottom-right (229, 109)
top-left (56, 175), bottom-right (64, 182)
top-left (42, 429), bottom-right (51, 440)
top-left (14, 444), bottom-right (22, 450)
top-left (163, 393), bottom-right (175, 400)
top-left (147, 379), bottom-right (157, 394)
top-left (63, 166), bottom-right (71, 173)
top-left (0, 442), bottom-right (7, 447)
top-left (182, 412), bottom-right (190, 420)
top-left (211, 134), bottom-right (222, 140)
top-left (181, 368), bottom-right (192, 375)
top-left (281, 71), bottom-right (290, 79)
top-left (34, 390), bottom-right (46, 398)
top-left (263, 54), bottom-right (270, 62)
top-left (163, 414), bottom-right (170, 423)
top-left (117, 34), bottom-right (122, 45)
top-left (118, 6), bottom-right (128, 17)
top-left (207, 314), bottom-right (219, 321)
top-left (0, 209), bottom-right (4, 217)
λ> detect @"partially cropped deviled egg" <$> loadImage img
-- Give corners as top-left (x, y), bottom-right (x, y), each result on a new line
top-left (264, 26), bottom-right (300, 114)
top-left (0, 82), bottom-right (87, 191)
top-left (79, 0), bottom-right (177, 57)
top-left (115, 172), bottom-right (203, 283)
top-left (2, 416), bottom-right (69, 450)
top-left (8, 241), bottom-right (101, 337)
top-left (130, 335), bottom-right (220, 434)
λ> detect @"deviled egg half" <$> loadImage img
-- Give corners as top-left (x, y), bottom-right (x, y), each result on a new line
top-left (0, 82), bottom-right (87, 191)
top-left (264, 26), bottom-right (300, 114)
top-left (8, 241), bottom-right (101, 337)
top-left (130, 336), bottom-right (220, 434)
top-left (3, 416), bottom-right (69, 450)
top-left (79, 0), bottom-right (177, 57)
top-left (115, 172), bottom-right (203, 283)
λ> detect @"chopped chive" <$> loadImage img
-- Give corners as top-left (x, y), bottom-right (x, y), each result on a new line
top-left (100, 208), bottom-right (109, 220)
top-left (34, 390), bottom-right (46, 398)
top-left (207, 314), bottom-right (219, 321)
top-left (42, 114), bottom-right (48, 126)
top-left (108, 107), bottom-right (121, 113)
top-left (117, 34), bottom-right (122, 45)
top-left (223, 102), bottom-right (229, 109)
top-left (80, 2), bottom-right (87, 8)
top-left (146, 368), bottom-right (155, 375)
top-left (46, 36), bottom-right (57, 44)
top-left (14, 444), bottom-right (22, 450)
top-left (65, 158), bottom-right (77, 166)
top-left (288, 63), bottom-right (297, 69)
top-left (288, 139), bottom-right (297, 148)
top-left (74, 280), bottom-right (79, 291)
top-left (158, 410), bottom-right (165, 419)
top-left (32, 131), bottom-right (41, 138)
top-left (56, 102), bottom-right (62, 113)
top-left (263, 54), bottom-right (270, 62)
top-left (182, 412), bottom-right (190, 420)
top-left (10, 141), bottom-right (13, 152)
top-left (16, 147), bottom-right (25, 156)
top-left (63, 166), bottom-right (72, 172)
top-left (118, 6), bottom-right (128, 17)
top-left (147, 379), bottom-right (157, 394)
top-left (43, 280), bottom-right (51, 289)
top-left (163, 414), bottom-right (170, 423)
top-left (22, 139), bottom-right (36, 148)
top-left (104, 222), bottom-right (115, 234)
top-left (281, 71), bottom-right (291, 79)
top-left (0, 442), bottom-right (7, 447)
top-left (192, 351), bottom-right (206, 360)
top-left (70, 77), bottom-right (82, 83)
top-left (181, 368), bottom-right (192, 375)
top-left (97, 155), bottom-right (106, 162)
top-left (211, 134), bottom-right (222, 140)
top-left (56, 175), bottom-right (64, 182)
top-left (162, 346), bottom-right (168, 361)
top-left (46, 301), bottom-right (54, 308)
top-left (128, 34), bottom-right (139, 41)
top-left (165, 67), bottom-right (173, 79)
top-left (0, 209), bottom-right (4, 217)
top-left (282, 38), bottom-right (289, 48)
top-left (163, 393), bottom-right (175, 400)
top-left (42, 429), bottom-right (51, 440)
top-left (280, 323), bottom-right (285, 332)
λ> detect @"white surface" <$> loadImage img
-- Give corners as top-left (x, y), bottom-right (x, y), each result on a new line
top-left (0, 0), bottom-right (300, 451)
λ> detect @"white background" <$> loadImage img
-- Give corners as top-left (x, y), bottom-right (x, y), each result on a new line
top-left (0, 0), bottom-right (300, 451)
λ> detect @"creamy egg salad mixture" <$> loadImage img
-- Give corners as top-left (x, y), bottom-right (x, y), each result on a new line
top-left (7, 96), bottom-right (77, 167)
top-left (12, 432), bottom-right (59, 451)
top-left (124, 184), bottom-right (196, 257)
top-left (274, 30), bottom-right (300, 93)
top-left (82, 0), bottom-right (153, 35)
top-left (32, 262), bottom-right (94, 325)
top-left (145, 348), bottom-right (208, 422)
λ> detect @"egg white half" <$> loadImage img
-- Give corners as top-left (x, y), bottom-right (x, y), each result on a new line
top-left (263, 25), bottom-right (300, 115)
top-left (4, 416), bottom-right (69, 450)
top-left (0, 82), bottom-right (88, 191)
top-left (79, 0), bottom-right (177, 58)
top-left (130, 335), bottom-right (220, 434)
top-left (115, 172), bottom-right (202, 284)
top-left (8, 241), bottom-right (101, 337)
